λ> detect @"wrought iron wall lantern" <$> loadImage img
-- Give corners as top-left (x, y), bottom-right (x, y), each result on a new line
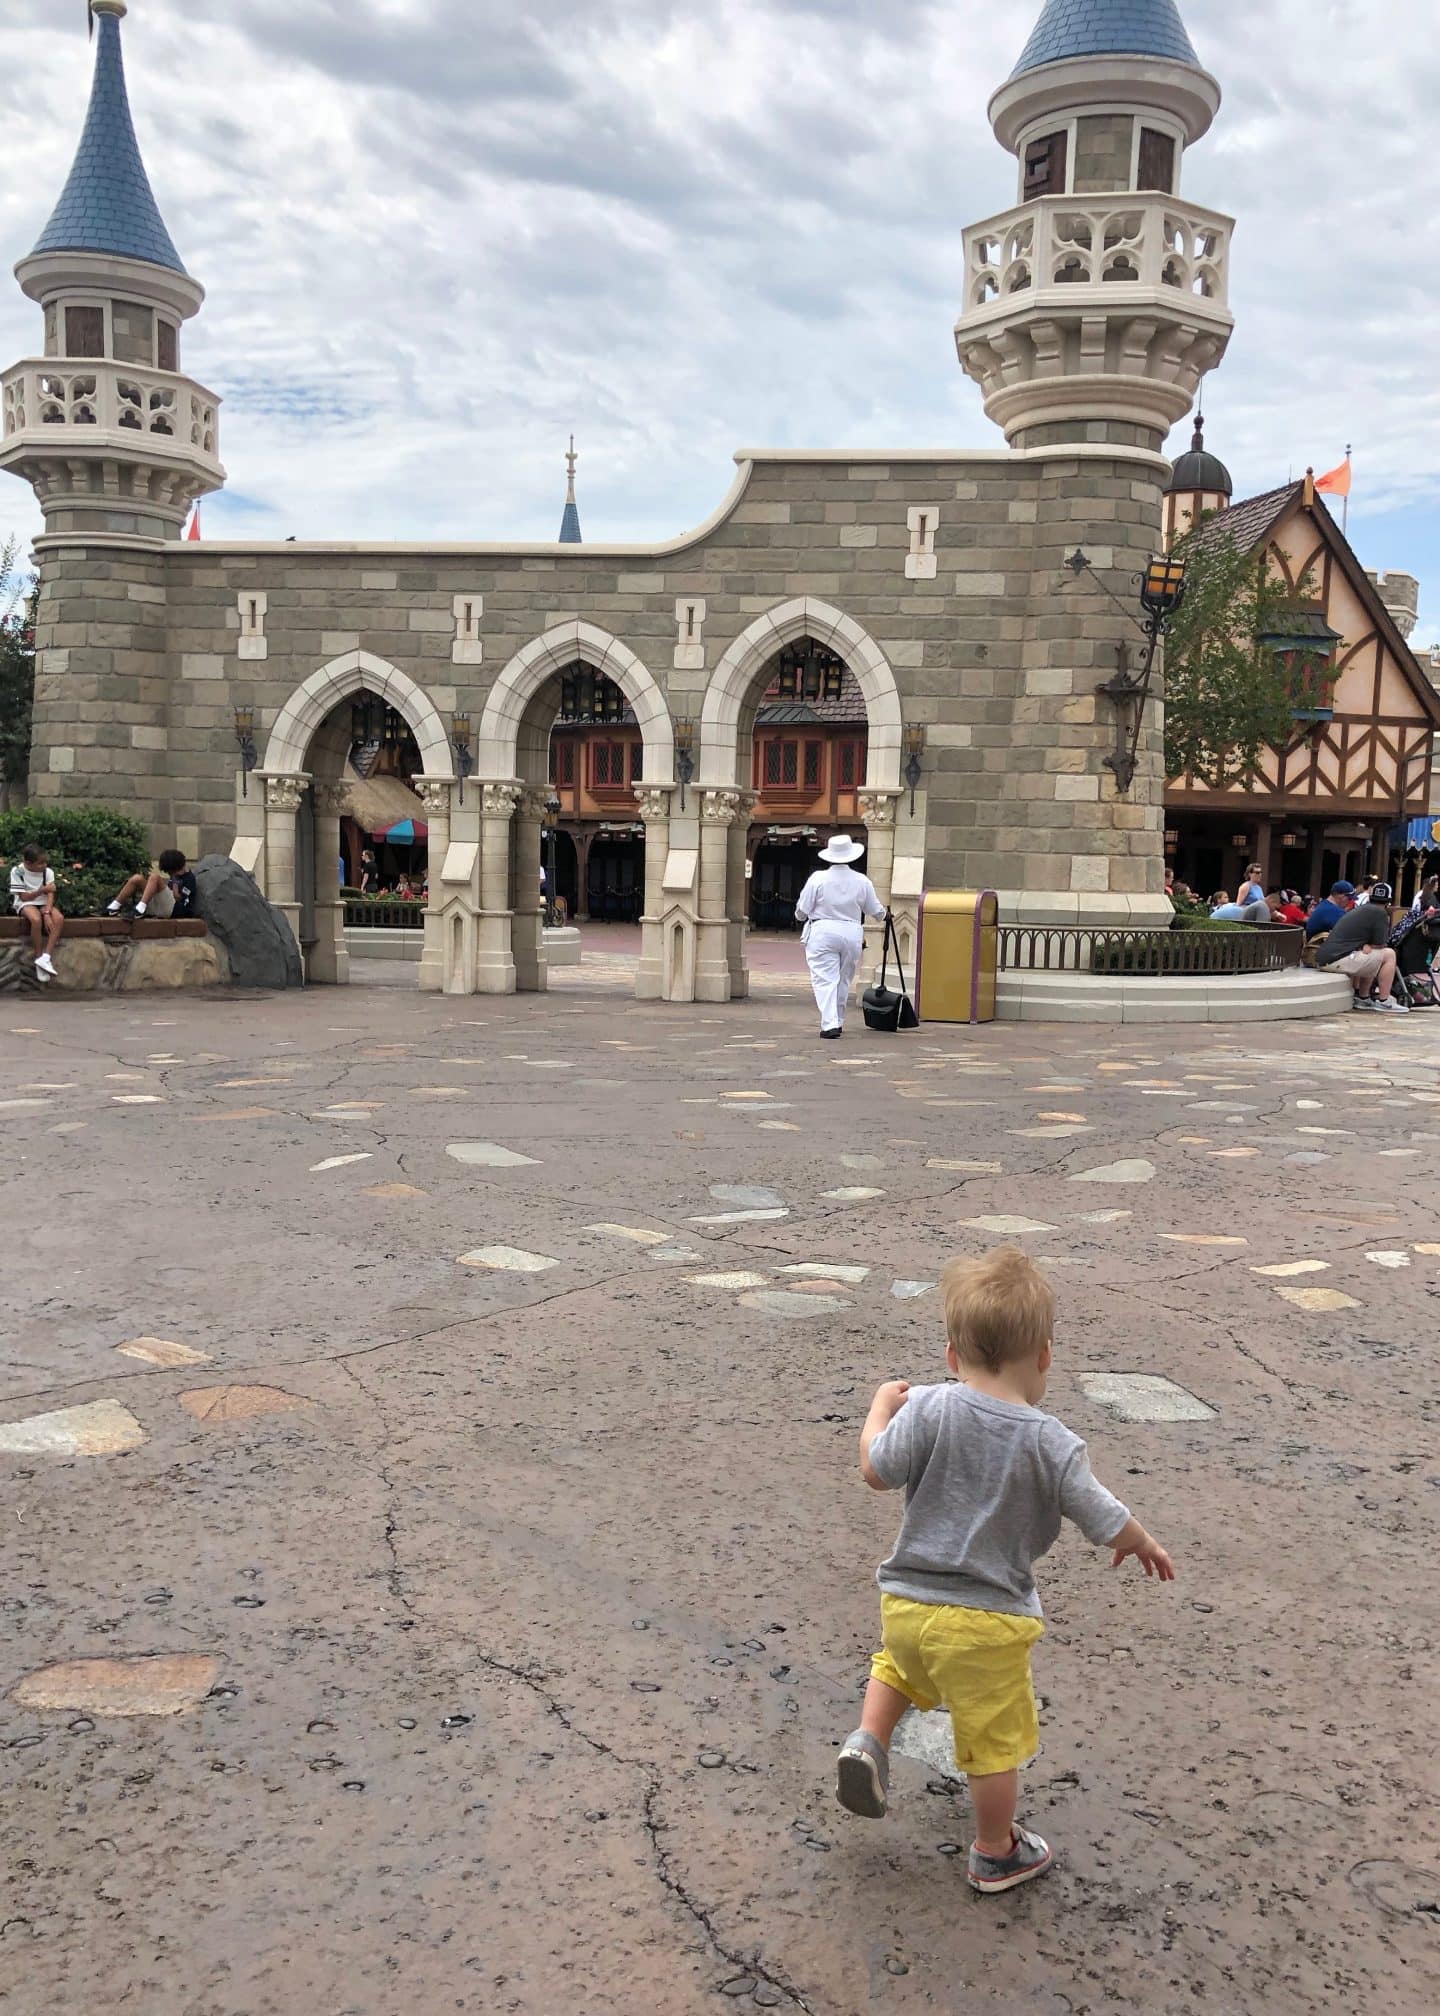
top-left (674, 717), bottom-right (696, 810)
top-left (233, 705), bottom-right (258, 795)
top-left (903, 724), bottom-right (926, 815)
top-left (1065, 548), bottom-right (1188, 794)
top-left (451, 712), bottom-right (474, 803)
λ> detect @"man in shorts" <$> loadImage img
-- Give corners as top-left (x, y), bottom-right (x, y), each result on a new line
top-left (1314, 881), bottom-right (1405, 1012)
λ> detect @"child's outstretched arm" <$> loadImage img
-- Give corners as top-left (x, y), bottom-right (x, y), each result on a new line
top-left (859, 1380), bottom-right (910, 1491)
top-left (1109, 1515), bottom-right (1175, 1580)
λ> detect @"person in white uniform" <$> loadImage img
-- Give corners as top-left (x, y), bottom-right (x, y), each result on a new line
top-left (795, 835), bottom-right (886, 1038)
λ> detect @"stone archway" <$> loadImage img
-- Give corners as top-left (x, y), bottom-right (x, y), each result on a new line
top-left (693, 599), bottom-right (920, 1000)
top-left (238, 651), bottom-right (457, 987)
top-left (473, 622), bottom-right (675, 996)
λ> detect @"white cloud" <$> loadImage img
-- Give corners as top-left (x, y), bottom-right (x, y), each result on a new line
top-left (0, 0), bottom-right (1435, 628)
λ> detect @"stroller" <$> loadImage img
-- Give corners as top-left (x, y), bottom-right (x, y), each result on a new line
top-left (1390, 907), bottom-right (1440, 1007)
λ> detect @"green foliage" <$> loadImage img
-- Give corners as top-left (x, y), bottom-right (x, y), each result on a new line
top-left (0, 537), bottom-right (35, 790)
top-left (1163, 528), bottom-right (1303, 787)
top-left (0, 804), bottom-right (151, 918)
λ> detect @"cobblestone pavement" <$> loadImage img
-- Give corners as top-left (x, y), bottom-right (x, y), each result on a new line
top-left (3, 985), bottom-right (1438, 2015)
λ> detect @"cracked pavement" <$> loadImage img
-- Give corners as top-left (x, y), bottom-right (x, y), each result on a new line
top-left (2, 983), bottom-right (1439, 2014)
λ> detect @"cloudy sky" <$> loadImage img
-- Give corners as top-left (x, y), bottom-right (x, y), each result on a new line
top-left (0, 0), bottom-right (1436, 633)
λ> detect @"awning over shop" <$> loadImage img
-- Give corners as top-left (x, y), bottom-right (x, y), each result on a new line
top-left (341, 764), bottom-right (427, 842)
top-left (1390, 815), bottom-right (1440, 852)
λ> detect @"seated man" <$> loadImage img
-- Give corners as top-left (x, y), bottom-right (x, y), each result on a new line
top-left (1305, 881), bottom-right (1355, 939)
top-left (108, 849), bottom-right (197, 920)
top-left (9, 842), bottom-right (64, 982)
top-left (1314, 882), bottom-right (1406, 1012)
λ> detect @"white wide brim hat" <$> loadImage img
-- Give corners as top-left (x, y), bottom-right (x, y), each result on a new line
top-left (818, 835), bottom-right (866, 865)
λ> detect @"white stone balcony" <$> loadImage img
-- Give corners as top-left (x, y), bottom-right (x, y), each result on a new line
top-left (0, 355), bottom-right (224, 538)
top-left (1, 355), bottom-right (222, 471)
top-left (960, 192), bottom-right (1232, 318)
top-left (954, 192), bottom-right (1235, 444)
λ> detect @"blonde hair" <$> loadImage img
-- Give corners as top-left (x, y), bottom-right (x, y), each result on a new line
top-left (941, 1246), bottom-right (1054, 1373)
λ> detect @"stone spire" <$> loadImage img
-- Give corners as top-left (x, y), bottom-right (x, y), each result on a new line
top-left (559, 435), bottom-right (582, 544)
top-left (954, 0), bottom-right (1234, 452)
top-left (1, 0), bottom-right (224, 545)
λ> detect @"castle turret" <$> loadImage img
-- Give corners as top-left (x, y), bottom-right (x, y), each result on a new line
top-left (558, 437), bottom-right (582, 543)
top-left (0, 1), bottom-right (224, 545)
top-left (955, 0), bottom-right (1234, 451)
top-left (1163, 411), bottom-right (1233, 545)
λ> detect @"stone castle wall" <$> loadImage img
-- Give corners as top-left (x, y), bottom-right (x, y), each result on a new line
top-left (29, 446), bottom-right (1169, 918)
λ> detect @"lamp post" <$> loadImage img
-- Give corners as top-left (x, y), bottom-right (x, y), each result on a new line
top-left (1065, 548), bottom-right (1187, 795)
top-left (451, 712), bottom-right (475, 804)
top-left (233, 706), bottom-right (258, 795)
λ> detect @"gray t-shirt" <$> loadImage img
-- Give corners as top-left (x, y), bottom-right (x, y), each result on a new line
top-left (1315, 901), bottom-right (1389, 965)
top-left (867, 1384), bottom-right (1130, 1618)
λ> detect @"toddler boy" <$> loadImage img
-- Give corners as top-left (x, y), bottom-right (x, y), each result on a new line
top-left (836, 1245), bottom-right (1174, 1893)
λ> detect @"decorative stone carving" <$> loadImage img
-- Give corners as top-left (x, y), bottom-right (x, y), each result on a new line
top-left (634, 787), bottom-right (672, 823)
top-left (905, 506), bottom-right (939, 581)
top-left (858, 790), bottom-right (899, 829)
top-left (480, 782), bottom-right (524, 820)
top-left (517, 786), bottom-right (554, 823)
top-left (264, 773), bottom-right (308, 812)
top-left (700, 789), bottom-right (748, 826)
top-left (414, 777), bottom-right (454, 816)
top-left (237, 589), bottom-right (268, 661)
top-left (312, 781), bottom-right (352, 817)
top-left (674, 597), bottom-right (706, 671)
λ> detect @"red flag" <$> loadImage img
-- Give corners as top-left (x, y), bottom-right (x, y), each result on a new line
top-left (185, 503), bottom-right (202, 541)
top-left (1315, 455), bottom-right (1352, 499)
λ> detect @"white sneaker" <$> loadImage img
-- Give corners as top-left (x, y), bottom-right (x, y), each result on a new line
top-left (133, 901), bottom-right (147, 917)
top-left (1352, 996), bottom-right (1379, 1011)
top-left (1375, 996), bottom-right (1409, 1013)
top-left (107, 900), bottom-right (122, 914)
top-left (35, 952), bottom-right (57, 977)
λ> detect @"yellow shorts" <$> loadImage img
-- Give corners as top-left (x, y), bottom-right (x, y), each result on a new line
top-left (870, 1594), bottom-right (1045, 1778)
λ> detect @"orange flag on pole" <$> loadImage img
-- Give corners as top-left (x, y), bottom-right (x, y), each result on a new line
top-left (185, 503), bottom-right (201, 541)
top-left (1315, 454), bottom-right (1352, 499)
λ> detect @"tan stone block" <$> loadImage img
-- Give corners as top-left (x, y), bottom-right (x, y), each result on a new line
top-left (1111, 804), bottom-right (1146, 830)
top-left (1053, 772), bottom-right (1100, 801)
top-left (1056, 696), bottom-right (1097, 725)
top-left (1045, 748), bottom-right (1087, 774)
top-left (954, 572), bottom-right (1006, 596)
top-left (361, 571), bottom-right (398, 589)
top-left (1070, 855), bottom-right (1110, 892)
top-left (734, 503), bottom-right (792, 523)
top-left (1025, 668), bottom-right (1072, 697)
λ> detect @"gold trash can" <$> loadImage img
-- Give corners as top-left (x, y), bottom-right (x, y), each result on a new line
top-left (915, 890), bottom-right (1000, 1024)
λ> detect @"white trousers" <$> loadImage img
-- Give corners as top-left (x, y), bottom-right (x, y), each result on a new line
top-left (804, 921), bottom-right (864, 1030)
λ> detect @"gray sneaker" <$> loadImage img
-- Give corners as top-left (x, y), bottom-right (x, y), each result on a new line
top-left (968, 1824), bottom-right (1054, 1894)
top-left (836, 1729), bottom-right (889, 1818)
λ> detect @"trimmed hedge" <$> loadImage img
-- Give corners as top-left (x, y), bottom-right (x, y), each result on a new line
top-left (0, 805), bottom-right (151, 919)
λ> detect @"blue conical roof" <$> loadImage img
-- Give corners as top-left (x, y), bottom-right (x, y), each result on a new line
top-left (1012, 0), bottom-right (1200, 77)
top-left (31, 10), bottom-right (187, 275)
top-left (558, 438), bottom-right (582, 543)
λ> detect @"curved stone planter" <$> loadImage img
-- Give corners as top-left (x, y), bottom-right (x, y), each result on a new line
top-left (996, 967), bottom-right (1353, 1024)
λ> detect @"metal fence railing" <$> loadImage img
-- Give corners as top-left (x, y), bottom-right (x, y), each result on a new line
top-left (997, 924), bottom-right (1304, 978)
top-left (344, 901), bottom-right (425, 930)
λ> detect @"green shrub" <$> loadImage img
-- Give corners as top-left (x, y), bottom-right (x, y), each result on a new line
top-left (0, 804), bottom-right (151, 919)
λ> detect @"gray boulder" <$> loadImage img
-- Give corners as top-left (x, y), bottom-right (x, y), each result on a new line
top-left (192, 855), bottom-right (303, 989)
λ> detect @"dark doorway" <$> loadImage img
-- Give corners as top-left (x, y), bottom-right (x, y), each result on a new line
top-left (750, 836), bottom-right (820, 931)
top-left (587, 835), bottom-right (644, 922)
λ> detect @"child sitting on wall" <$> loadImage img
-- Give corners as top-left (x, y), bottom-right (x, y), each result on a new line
top-left (108, 849), bottom-right (197, 921)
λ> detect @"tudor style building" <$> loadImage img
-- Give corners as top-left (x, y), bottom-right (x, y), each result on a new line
top-left (5, 0), bottom-right (1237, 999)
top-left (1162, 435), bottom-right (1440, 899)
